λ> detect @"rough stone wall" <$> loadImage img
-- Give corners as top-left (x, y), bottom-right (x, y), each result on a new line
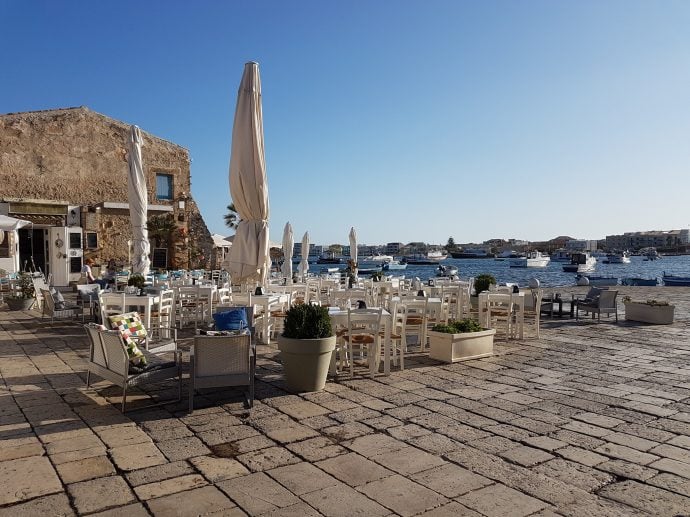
top-left (0, 107), bottom-right (212, 269)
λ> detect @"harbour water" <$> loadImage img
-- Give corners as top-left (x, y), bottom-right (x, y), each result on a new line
top-left (309, 255), bottom-right (690, 288)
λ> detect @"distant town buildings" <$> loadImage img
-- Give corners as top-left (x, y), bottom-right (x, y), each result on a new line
top-left (605, 229), bottom-right (689, 252)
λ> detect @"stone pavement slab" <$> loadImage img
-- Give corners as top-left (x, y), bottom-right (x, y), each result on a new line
top-left (1, 286), bottom-right (689, 515)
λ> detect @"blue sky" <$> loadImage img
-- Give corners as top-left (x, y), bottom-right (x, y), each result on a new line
top-left (2, 1), bottom-right (689, 246)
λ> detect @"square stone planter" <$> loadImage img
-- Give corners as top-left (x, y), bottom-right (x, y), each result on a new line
top-left (428, 328), bottom-right (496, 363)
top-left (624, 302), bottom-right (675, 325)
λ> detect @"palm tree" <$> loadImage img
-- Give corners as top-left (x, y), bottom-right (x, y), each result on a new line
top-left (224, 203), bottom-right (240, 230)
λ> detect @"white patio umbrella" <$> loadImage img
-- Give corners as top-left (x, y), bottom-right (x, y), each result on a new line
top-left (127, 125), bottom-right (150, 276)
top-left (0, 214), bottom-right (31, 231)
top-left (349, 227), bottom-right (358, 279)
top-left (227, 61), bottom-right (270, 285)
top-left (299, 231), bottom-right (310, 281)
top-left (281, 222), bottom-right (293, 284)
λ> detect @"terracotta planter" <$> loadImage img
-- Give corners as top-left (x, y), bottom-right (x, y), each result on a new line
top-left (277, 335), bottom-right (336, 392)
top-left (428, 328), bottom-right (496, 363)
top-left (5, 298), bottom-right (34, 311)
top-left (624, 302), bottom-right (675, 325)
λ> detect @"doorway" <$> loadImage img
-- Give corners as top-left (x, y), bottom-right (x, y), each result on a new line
top-left (18, 228), bottom-right (47, 274)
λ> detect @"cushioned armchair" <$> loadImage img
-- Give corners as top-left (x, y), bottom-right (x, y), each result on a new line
top-left (576, 289), bottom-right (619, 322)
top-left (84, 323), bottom-right (182, 412)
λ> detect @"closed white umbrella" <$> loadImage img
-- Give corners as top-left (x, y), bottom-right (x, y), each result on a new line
top-left (0, 215), bottom-right (31, 231)
top-left (281, 222), bottom-right (293, 284)
top-left (349, 227), bottom-right (358, 279)
top-left (227, 61), bottom-right (270, 285)
top-left (299, 231), bottom-right (310, 281)
top-left (127, 125), bottom-right (150, 276)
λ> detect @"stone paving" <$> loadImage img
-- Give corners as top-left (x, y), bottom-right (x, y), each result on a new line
top-left (1, 286), bottom-right (689, 516)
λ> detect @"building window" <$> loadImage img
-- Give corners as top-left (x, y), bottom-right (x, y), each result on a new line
top-left (86, 232), bottom-right (98, 249)
top-left (69, 232), bottom-right (82, 249)
top-left (0, 234), bottom-right (9, 258)
top-left (156, 173), bottom-right (174, 200)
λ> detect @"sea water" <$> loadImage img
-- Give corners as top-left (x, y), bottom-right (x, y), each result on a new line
top-left (310, 255), bottom-right (690, 288)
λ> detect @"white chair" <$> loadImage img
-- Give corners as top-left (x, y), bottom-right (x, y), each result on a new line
top-left (401, 298), bottom-right (428, 352)
top-left (523, 288), bottom-right (543, 338)
top-left (77, 284), bottom-right (101, 322)
top-left (384, 299), bottom-right (405, 370)
top-left (343, 308), bottom-right (383, 377)
top-left (150, 289), bottom-right (176, 334)
top-left (99, 291), bottom-right (126, 325)
top-left (176, 286), bottom-right (202, 328)
top-left (40, 288), bottom-right (79, 323)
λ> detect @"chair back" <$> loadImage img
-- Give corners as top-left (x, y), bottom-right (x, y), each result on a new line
top-left (347, 307), bottom-right (383, 338)
top-left (40, 288), bottom-right (55, 314)
top-left (193, 334), bottom-right (252, 377)
top-left (599, 289), bottom-right (618, 309)
top-left (97, 329), bottom-right (130, 376)
top-left (99, 292), bottom-right (126, 323)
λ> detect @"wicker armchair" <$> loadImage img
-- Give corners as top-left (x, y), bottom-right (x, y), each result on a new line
top-left (189, 333), bottom-right (255, 411)
top-left (83, 324), bottom-right (182, 412)
top-left (576, 289), bottom-right (619, 322)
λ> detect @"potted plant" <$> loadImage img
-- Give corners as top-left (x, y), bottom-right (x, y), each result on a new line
top-left (622, 296), bottom-right (675, 325)
top-left (470, 273), bottom-right (496, 309)
top-left (428, 318), bottom-right (496, 363)
top-left (277, 303), bottom-right (336, 392)
top-left (5, 273), bottom-right (36, 311)
top-left (128, 273), bottom-right (146, 293)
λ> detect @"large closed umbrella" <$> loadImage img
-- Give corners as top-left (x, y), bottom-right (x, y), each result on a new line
top-left (299, 231), bottom-right (310, 281)
top-left (0, 215), bottom-right (31, 231)
top-left (281, 222), bottom-right (293, 284)
top-left (127, 125), bottom-right (150, 276)
top-left (349, 227), bottom-right (358, 279)
top-left (227, 61), bottom-right (270, 285)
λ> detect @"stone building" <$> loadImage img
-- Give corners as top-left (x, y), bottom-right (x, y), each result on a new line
top-left (605, 229), bottom-right (690, 252)
top-left (0, 107), bottom-right (214, 284)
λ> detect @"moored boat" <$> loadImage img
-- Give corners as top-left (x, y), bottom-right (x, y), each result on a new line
top-left (436, 265), bottom-right (459, 278)
top-left (450, 248), bottom-right (494, 259)
top-left (509, 251), bottom-right (550, 268)
top-left (382, 260), bottom-right (407, 270)
top-left (577, 275), bottom-right (618, 286)
top-left (603, 251), bottom-right (631, 264)
top-left (662, 273), bottom-right (690, 286)
top-left (551, 249), bottom-right (572, 262)
top-left (563, 252), bottom-right (596, 273)
top-left (621, 277), bottom-right (658, 286)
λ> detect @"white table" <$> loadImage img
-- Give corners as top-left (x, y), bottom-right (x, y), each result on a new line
top-left (328, 307), bottom-right (392, 375)
top-left (478, 292), bottom-right (524, 339)
top-left (101, 292), bottom-right (160, 330)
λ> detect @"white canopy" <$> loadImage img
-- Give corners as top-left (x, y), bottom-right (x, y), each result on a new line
top-left (299, 231), bottom-right (310, 280)
top-left (127, 125), bottom-right (150, 276)
top-left (0, 215), bottom-right (31, 231)
top-left (227, 62), bottom-right (270, 284)
top-left (281, 222), bottom-right (293, 284)
top-left (349, 227), bottom-right (358, 278)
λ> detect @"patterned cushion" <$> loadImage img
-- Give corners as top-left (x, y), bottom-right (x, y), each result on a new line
top-left (108, 312), bottom-right (147, 365)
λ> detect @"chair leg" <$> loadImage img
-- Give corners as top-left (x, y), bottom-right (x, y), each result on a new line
top-left (86, 370), bottom-right (91, 388)
top-left (121, 383), bottom-right (128, 413)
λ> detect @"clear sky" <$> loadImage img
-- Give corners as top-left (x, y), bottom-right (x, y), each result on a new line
top-left (2, 1), bottom-right (689, 247)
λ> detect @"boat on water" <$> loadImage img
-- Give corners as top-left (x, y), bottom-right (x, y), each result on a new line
top-left (641, 248), bottom-right (661, 261)
top-left (436, 264), bottom-right (459, 278)
top-left (316, 252), bottom-right (342, 264)
top-left (662, 273), bottom-right (690, 286)
top-left (382, 260), bottom-right (407, 270)
top-left (591, 250), bottom-right (608, 259)
top-left (359, 254), bottom-right (394, 266)
top-left (508, 251), bottom-right (550, 268)
top-left (577, 275), bottom-right (619, 287)
top-left (603, 251), bottom-right (631, 264)
top-left (551, 249), bottom-right (572, 262)
top-left (563, 252), bottom-right (597, 273)
top-left (621, 277), bottom-right (658, 286)
top-left (450, 248), bottom-right (494, 259)
top-left (495, 250), bottom-right (519, 261)
top-left (406, 250), bottom-right (448, 264)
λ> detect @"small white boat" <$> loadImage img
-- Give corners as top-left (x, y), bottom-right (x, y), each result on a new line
top-left (563, 252), bottom-right (596, 273)
top-left (359, 254), bottom-right (394, 267)
top-left (603, 251), bottom-right (631, 264)
top-left (427, 250), bottom-right (448, 262)
top-left (551, 249), bottom-right (571, 262)
top-left (382, 260), bottom-right (407, 270)
top-left (495, 250), bottom-right (519, 261)
top-left (436, 264), bottom-right (459, 277)
top-left (508, 251), bottom-right (550, 268)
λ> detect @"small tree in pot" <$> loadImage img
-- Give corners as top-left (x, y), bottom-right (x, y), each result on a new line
top-left (5, 273), bottom-right (36, 311)
top-left (278, 304), bottom-right (335, 392)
